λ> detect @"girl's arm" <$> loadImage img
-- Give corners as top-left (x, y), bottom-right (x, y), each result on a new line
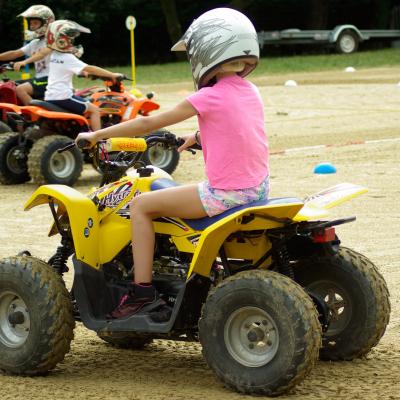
top-left (76, 99), bottom-right (198, 147)
top-left (13, 47), bottom-right (51, 71)
top-left (82, 65), bottom-right (123, 81)
top-left (0, 49), bottom-right (24, 62)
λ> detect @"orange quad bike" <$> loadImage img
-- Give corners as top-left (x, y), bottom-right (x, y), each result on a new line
top-left (0, 75), bottom-right (180, 186)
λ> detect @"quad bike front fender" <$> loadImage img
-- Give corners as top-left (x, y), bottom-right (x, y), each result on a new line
top-left (25, 185), bottom-right (100, 268)
top-left (121, 99), bottom-right (160, 120)
top-left (188, 200), bottom-right (304, 279)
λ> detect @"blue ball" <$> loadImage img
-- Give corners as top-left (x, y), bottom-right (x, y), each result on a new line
top-left (314, 163), bottom-right (337, 174)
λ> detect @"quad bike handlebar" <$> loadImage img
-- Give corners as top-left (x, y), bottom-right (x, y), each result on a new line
top-left (57, 131), bottom-right (201, 185)
top-left (76, 74), bottom-right (155, 99)
top-left (0, 63), bottom-right (14, 73)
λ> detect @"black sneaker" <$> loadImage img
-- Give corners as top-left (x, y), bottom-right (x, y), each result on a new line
top-left (108, 284), bottom-right (164, 319)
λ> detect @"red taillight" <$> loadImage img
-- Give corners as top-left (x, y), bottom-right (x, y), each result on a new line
top-left (312, 227), bottom-right (336, 243)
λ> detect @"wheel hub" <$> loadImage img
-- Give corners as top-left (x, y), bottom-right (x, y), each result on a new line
top-left (224, 306), bottom-right (279, 367)
top-left (341, 35), bottom-right (355, 53)
top-left (49, 151), bottom-right (76, 178)
top-left (7, 146), bottom-right (27, 174)
top-left (0, 291), bottom-right (30, 347)
top-left (147, 144), bottom-right (173, 168)
top-left (308, 280), bottom-right (352, 336)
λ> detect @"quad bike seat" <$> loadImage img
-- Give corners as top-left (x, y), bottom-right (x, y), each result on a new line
top-left (29, 99), bottom-right (71, 113)
top-left (151, 178), bottom-right (301, 231)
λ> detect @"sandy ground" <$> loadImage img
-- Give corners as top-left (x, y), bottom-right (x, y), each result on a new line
top-left (0, 67), bottom-right (400, 399)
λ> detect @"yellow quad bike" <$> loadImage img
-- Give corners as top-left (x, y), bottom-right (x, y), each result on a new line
top-left (0, 132), bottom-right (390, 396)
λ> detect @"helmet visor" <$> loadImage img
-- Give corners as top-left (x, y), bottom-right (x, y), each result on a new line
top-left (171, 39), bottom-right (186, 51)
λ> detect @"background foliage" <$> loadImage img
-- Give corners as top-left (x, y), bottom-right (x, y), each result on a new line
top-left (0, 0), bottom-right (399, 66)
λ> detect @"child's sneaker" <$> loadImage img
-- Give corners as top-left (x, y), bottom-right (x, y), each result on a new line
top-left (108, 283), bottom-right (164, 319)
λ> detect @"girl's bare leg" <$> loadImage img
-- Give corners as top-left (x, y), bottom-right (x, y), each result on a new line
top-left (129, 183), bottom-right (207, 283)
top-left (87, 103), bottom-right (101, 131)
top-left (15, 82), bottom-right (34, 105)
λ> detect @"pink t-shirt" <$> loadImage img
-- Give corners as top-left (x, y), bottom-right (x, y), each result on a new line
top-left (187, 74), bottom-right (269, 190)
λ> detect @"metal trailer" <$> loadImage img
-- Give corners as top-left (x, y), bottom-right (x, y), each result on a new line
top-left (257, 24), bottom-right (400, 54)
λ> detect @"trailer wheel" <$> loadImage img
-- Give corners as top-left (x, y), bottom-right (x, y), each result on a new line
top-left (336, 30), bottom-right (359, 54)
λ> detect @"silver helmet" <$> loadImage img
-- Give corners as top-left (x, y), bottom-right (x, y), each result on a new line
top-left (172, 8), bottom-right (259, 89)
top-left (18, 5), bottom-right (55, 38)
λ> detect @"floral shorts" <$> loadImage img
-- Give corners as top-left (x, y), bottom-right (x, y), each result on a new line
top-left (198, 176), bottom-right (270, 217)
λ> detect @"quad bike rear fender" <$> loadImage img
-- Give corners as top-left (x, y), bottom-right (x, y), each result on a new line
top-left (21, 107), bottom-right (89, 125)
top-left (188, 200), bottom-right (304, 279)
top-left (24, 185), bottom-right (100, 268)
top-left (294, 183), bottom-right (367, 221)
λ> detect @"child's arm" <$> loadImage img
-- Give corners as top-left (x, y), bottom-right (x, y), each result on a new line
top-left (0, 49), bottom-right (24, 62)
top-left (13, 47), bottom-right (51, 71)
top-left (76, 99), bottom-right (198, 147)
top-left (82, 65), bottom-right (123, 81)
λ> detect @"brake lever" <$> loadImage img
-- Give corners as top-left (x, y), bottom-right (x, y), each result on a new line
top-left (57, 142), bottom-right (75, 153)
top-left (175, 137), bottom-right (202, 154)
top-left (57, 139), bottom-right (91, 153)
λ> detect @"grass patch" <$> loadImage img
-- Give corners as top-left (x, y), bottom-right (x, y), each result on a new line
top-left (4, 48), bottom-right (400, 88)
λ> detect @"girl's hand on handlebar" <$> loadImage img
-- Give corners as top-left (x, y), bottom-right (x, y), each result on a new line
top-left (75, 131), bottom-right (98, 148)
top-left (111, 73), bottom-right (125, 83)
top-left (13, 61), bottom-right (25, 72)
top-left (177, 133), bottom-right (198, 153)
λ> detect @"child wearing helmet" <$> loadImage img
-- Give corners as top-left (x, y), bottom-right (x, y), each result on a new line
top-left (0, 5), bottom-right (54, 104)
top-left (76, 8), bottom-right (269, 319)
top-left (14, 20), bottom-right (123, 131)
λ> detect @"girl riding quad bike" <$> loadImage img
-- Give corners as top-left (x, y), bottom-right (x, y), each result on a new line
top-left (0, 132), bottom-right (390, 396)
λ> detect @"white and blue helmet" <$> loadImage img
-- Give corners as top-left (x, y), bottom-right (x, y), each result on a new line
top-left (172, 8), bottom-right (259, 89)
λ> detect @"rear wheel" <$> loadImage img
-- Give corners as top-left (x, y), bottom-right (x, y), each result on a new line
top-left (142, 130), bottom-right (180, 174)
top-left (294, 247), bottom-right (390, 360)
top-left (0, 256), bottom-right (75, 375)
top-left (199, 270), bottom-right (321, 396)
top-left (28, 135), bottom-right (83, 185)
top-left (0, 132), bottom-right (30, 184)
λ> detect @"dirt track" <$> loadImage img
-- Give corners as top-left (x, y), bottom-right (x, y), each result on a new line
top-left (0, 67), bottom-right (400, 399)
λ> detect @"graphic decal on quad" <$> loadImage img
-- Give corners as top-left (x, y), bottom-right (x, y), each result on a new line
top-left (99, 182), bottom-right (132, 209)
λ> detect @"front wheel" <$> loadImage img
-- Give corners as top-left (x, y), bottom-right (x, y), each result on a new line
top-left (0, 256), bottom-right (75, 375)
top-left (28, 135), bottom-right (83, 185)
top-left (199, 270), bottom-right (321, 396)
top-left (142, 130), bottom-right (180, 174)
top-left (294, 247), bottom-right (390, 360)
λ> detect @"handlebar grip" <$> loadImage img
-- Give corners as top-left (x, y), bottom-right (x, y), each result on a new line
top-left (77, 139), bottom-right (91, 149)
top-left (176, 137), bottom-right (202, 151)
